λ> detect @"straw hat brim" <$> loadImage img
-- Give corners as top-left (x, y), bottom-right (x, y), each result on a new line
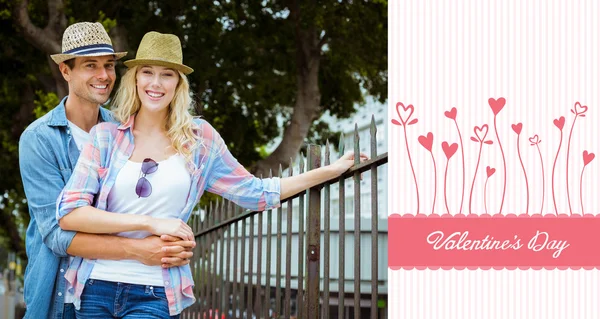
top-left (124, 59), bottom-right (194, 75)
top-left (50, 51), bottom-right (128, 64)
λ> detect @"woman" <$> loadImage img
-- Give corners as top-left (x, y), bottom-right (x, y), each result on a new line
top-left (56, 31), bottom-right (367, 318)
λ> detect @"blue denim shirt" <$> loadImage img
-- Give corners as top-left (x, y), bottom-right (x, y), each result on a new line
top-left (19, 96), bottom-right (113, 319)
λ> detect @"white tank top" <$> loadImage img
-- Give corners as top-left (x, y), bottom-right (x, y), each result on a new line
top-left (89, 154), bottom-right (191, 286)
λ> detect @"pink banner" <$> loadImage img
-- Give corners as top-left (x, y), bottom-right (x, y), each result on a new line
top-left (389, 214), bottom-right (600, 270)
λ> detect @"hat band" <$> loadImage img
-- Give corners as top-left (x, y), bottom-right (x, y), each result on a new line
top-left (63, 43), bottom-right (116, 55)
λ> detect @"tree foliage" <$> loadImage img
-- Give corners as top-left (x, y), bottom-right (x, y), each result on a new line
top-left (0, 0), bottom-right (387, 259)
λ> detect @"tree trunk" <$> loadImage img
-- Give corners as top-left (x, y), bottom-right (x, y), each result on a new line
top-left (252, 3), bottom-right (322, 177)
top-left (13, 0), bottom-right (67, 97)
top-left (110, 24), bottom-right (129, 58)
top-left (48, 56), bottom-right (68, 98)
top-left (12, 80), bottom-right (35, 140)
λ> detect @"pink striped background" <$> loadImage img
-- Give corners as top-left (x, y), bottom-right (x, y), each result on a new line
top-left (389, 0), bottom-right (600, 317)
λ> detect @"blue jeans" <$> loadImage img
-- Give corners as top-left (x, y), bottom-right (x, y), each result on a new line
top-left (64, 303), bottom-right (76, 319)
top-left (76, 279), bottom-right (180, 319)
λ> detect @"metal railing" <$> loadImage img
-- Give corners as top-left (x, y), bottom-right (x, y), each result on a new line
top-left (183, 117), bottom-right (388, 319)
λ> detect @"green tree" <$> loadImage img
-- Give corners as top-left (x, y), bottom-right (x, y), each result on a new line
top-left (0, 0), bottom-right (387, 259)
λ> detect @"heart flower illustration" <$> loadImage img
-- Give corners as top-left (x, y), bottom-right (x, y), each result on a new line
top-left (571, 102), bottom-right (588, 117)
top-left (484, 166), bottom-right (496, 215)
top-left (392, 101), bottom-right (420, 214)
top-left (566, 101), bottom-right (589, 215)
top-left (530, 134), bottom-right (545, 214)
top-left (392, 102), bottom-right (419, 126)
top-left (529, 134), bottom-right (541, 146)
top-left (580, 150), bottom-right (595, 215)
top-left (468, 124), bottom-right (494, 215)
top-left (470, 124), bottom-right (493, 144)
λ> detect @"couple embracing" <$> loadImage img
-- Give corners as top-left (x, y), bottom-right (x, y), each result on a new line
top-left (20, 22), bottom-right (366, 318)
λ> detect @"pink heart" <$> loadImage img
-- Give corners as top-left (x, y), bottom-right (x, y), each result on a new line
top-left (444, 107), bottom-right (457, 120)
top-left (529, 134), bottom-right (539, 144)
top-left (474, 124), bottom-right (489, 141)
top-left (488, 97), bottom-right (506, 115)
top-left (486, 166), bottom-right (496, 177)
top-left (396, 102), bottom-right (414, 124)
top-left (511, 123), bottom-right (522, 134)
top-left (574, 102), bottom-right (588, 115)
top-left (442, 142), bottom-right (458, 159)
top-left (418, 132), bottom-right (434, 152)
top-left (553, 117), bottom-right (565, 130)
top-left (583, 150), bottom-right (595, 166)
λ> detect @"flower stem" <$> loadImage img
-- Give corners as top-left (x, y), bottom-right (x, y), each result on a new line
top-left (552, 131), bottom-right (563, 215)
top-left (430, 151), bottom-right (437, 215)
top-left (494, 115), bottom-right (507, 214)
top-left (444, 160), bottom-right (450, 215)
top-left (516, 134), bottom-right (529, 214)
top-left (566, 116), bottom-right (578, 215)
top-left (484, 177), bottom-right (489, 215)
top-left (454, 120), bottom-right (466, 215)
top-left (468, 142), bottom-right (484, 215)
top-left (536, 144), bottom-right (545, 215)
top-left (580, 165), bottom-right (587, 215)
top-left (403, 125), bottom-right (420, 215)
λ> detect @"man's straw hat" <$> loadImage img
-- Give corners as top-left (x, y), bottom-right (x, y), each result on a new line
top-left (50, 22), bottom-right (127, 64)
top-left (124, 31), bottom-right (193, 75)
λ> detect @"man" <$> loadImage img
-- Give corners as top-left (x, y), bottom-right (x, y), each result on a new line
top-left (19, 22), bottom-right (195, 319)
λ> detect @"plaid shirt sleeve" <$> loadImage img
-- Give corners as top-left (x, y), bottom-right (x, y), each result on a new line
top-left (203, 123), bottom-right (281, 211)
top-left (56, 124), bottom-right (106, 220)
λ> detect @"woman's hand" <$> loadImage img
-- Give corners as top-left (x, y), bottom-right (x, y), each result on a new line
top-left (147, 217), bottom-right (194, 241)
top-left (330, 152), bottom-right (370, 176)
top-left (279, 152), bottom-right (370, 201)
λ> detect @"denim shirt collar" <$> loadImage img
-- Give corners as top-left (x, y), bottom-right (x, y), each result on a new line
top-left (48, 96), bottom-right (113, 127)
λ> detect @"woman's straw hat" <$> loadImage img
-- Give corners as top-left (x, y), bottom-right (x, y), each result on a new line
top-left (124, 31), bottom-right (193, 74)
top-left (50, 22), bottom-right (127, 64)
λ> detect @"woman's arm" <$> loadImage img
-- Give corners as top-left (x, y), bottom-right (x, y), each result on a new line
top-left (203, 120), bottom-right (368, 209)
top-left (59, 206), bottom-right (194, 241)
top-left (58, 206), bottom-right (150, 233)
top-left (280, 152), bottom-right (368, 200)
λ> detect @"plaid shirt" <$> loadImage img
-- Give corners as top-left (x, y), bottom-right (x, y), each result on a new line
top-left (56, 115), bottom-right (281, 315)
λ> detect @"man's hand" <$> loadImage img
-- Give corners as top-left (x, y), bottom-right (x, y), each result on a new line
top-left (129, 235), bottom-right (195, 268)
top-left (159, 235), bottom-right (196, 268)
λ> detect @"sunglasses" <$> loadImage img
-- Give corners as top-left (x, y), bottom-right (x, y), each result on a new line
top-left (135, 158), bottom-right (158, 198)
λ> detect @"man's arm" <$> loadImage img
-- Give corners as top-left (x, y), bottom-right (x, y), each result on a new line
top-left (19, 129), bottom-right (193, 266)
top-left (19, 129), bottom-right (77, 257)
top-left (68, 234), bottom-right (195, 267)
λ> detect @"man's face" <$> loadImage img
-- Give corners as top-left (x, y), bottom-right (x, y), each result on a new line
top-left (61, 56), bottom-right (116, 106)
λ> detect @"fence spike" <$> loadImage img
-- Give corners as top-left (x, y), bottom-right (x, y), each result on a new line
top-left (338, 132), bottom-right (345, 157)
top-left (325, 139), bottom-right (331, 166)
top-left (370, 114), bottom-right (377, 135)
top-left (354, 123), bottom-right (360, 164)
top-left (214, 200), bottom-right (220, 220)
top-left (299, 152), bottom-right (305, 174)
top-left (209, 201), bottom-right (213, 226)
top-left (371, 115), bottom-right (378, 157)
top-left (202, 205), bottom-right (207, 231)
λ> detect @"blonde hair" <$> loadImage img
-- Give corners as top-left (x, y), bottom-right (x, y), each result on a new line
top-left (111, 66), bottom-right (199, 165)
